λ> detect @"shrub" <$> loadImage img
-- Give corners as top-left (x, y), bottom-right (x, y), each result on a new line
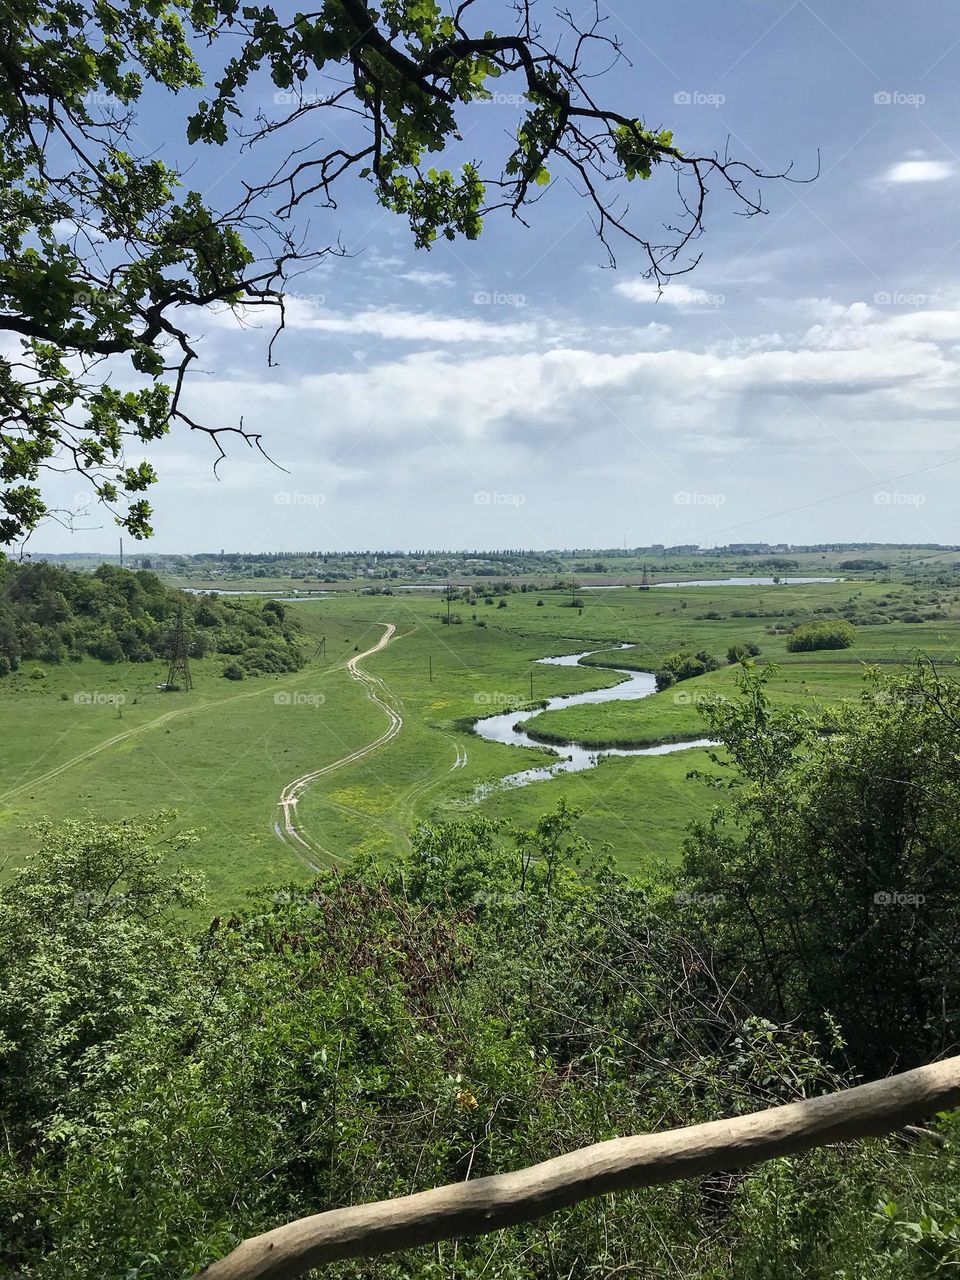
top-left (786, 620), bottom-right (856, 652)
top-left (222, 662), bottom-right (245, 680)
top-left (727, 642), bottom-right (762, 663)
top-left (655, 649), bottom-right (720, 691)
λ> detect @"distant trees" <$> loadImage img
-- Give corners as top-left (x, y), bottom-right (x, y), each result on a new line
top-left (0, 562), bottom-right (305, 676)
top-left (786, 620), bottom-right (856, 651)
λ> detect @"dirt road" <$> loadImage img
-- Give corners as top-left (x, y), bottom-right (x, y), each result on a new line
top-left (275, 622), bottom-right (400, 868)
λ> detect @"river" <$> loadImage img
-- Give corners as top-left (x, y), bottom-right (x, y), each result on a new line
top-left (473, 645), bottom-right (715, 791)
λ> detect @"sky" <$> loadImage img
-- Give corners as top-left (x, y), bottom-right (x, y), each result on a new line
top-left (28, 0), bottom-right (960, 554)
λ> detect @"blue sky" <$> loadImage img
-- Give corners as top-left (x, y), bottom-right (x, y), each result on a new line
top-left (30, 0), bottom-right (960, 554)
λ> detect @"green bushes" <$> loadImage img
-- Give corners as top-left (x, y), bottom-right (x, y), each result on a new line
top-left (786, 619), bottom-right (857, 651)
top-left (654, 649), bottom-right (720, 691)
top-left (680, 661), bottom-right (960, 1076)
top-left (2, 806), bottom-right (960, 1279)
top-left (727, 641), bottom-right (761, 663)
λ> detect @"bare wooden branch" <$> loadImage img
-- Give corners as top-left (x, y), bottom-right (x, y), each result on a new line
top-left (196, 1054), bottom-right (960, 1280)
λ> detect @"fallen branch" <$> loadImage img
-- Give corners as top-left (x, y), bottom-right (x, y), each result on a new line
top-left (197, 1054), bottom-right (960, 1280)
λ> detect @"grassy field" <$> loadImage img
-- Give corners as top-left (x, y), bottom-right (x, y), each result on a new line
top-left (3, 576), bottom-right (958, 905)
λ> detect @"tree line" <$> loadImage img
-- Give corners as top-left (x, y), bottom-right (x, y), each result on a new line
top-left (0, 561), bottom-right (305, 677)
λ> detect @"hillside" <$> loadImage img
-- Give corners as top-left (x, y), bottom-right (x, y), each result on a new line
top-left (0, 561), bottom-right (305, 679)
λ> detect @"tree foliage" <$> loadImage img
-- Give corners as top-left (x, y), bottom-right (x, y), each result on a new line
top-left (680, 661), bottom-right (960, 1075)
top-left (0, 560), bottom-right (305, 673)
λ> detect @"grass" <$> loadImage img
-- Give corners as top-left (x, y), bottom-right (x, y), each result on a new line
top-left (3, 578), bottom-right (959, 904)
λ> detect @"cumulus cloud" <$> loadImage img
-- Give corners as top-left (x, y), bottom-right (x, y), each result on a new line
top-left (183, 299), bottom-right (960, 467)
top-left (881, 159), bottom-right (955, 184)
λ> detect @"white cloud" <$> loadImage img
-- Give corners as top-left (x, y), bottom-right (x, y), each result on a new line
top-left (399, 269), bottom-right (455, 288)
top-left (881, 160), bottom-right (956, 185)
top-left (614, 279), bottom-right (725, 309)
top-left (183, 299), bottom-right (960, 464)
top-left (282, 299), bottom-right (537, 344)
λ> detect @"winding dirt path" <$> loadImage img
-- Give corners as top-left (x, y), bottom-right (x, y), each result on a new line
top-left (275, 622), bottom-right (400, 868)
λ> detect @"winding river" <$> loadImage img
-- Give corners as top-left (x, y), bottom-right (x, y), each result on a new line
top-left (473, 645), bottom-right (716, 791)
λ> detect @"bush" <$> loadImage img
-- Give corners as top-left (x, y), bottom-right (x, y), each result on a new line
top-left (786, 620), bottom-right (856, 652)
top-left (655, 649), bottom-right (720, 691)
top-left (727, 641), bottom-right (762, 663)
top-left (222, 662), bottom-right (245, 680)
top-left (680, 662), bottom-right (960, 1076)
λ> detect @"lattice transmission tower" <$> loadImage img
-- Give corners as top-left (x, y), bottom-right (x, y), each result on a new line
top-left (164, 603), bottom-right (193, 691)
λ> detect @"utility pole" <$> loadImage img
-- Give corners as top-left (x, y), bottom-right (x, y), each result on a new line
top-left (119, 537), bottom-right (123, 569)
top-left (446, 580), bottom-right (451, 624)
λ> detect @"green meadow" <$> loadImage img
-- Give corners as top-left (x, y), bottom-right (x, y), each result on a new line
top-left (3, 576), bottom-right (959, 906)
